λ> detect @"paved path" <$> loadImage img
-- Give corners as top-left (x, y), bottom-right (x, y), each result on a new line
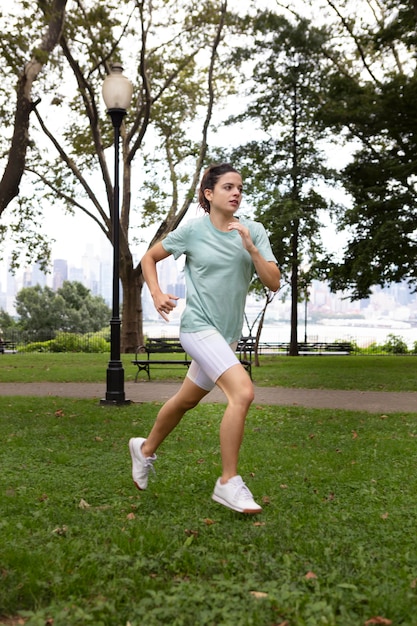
top-left (1, 382), bottom-right (417, 413)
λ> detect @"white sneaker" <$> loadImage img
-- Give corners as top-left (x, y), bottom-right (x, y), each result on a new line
top-left (212, 475), bottom-right (262, 514)
top-left (128, 437), bottom-right (157, 490)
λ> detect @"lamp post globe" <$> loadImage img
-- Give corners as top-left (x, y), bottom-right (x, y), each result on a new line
top-left (101, 63), bottom-right (133, 406)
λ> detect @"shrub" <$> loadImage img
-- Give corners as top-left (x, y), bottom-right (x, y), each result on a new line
top-left (382, 333), bottom-right (409, 354)
top-left (18, 333), bottom-right (109, 353)
top-left (20, 341), bottom-right (53, 353)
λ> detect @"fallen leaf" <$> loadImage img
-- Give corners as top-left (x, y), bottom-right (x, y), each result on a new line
top-left (196, 458), bottom-right (204, 464)
top-left (410, 578), bottom-right (417, 589)
top-left (250, 591), bottom-right (268, 599)
top-left (381, 512), bottom-right (389, 520)
top-left (253, 521), bottom-right (265, 526)
top-left (126, 512), bottom-right (135, 520)
top-left (280, 484), bottom-right (288, 489)
top-left (380, 415), bottom-right (389, 419)
top-left (54, 409), bottom-right (64, 417)
top-left (352, 430), bottom-right (358, 439)
top-left (203, 518), bottom-right (215, 525)
top-left (262, 495), bottom-right (271, 504)
top-left (78, 499), bottom-right (90, 509)
top-left (309, 433), bottom-right (315, 439)
top-left (364, 617), bottom-right (392, 625)
top-left (184, 529), bottom-right (199, 537)
top-left (52, 525), bottom-right (67, 536)
top-left (94, 436), bottom-right (103, 442)
top-left (305, 571), bottom-right (317, 580)
top-left (38, 493), bottom-right (48, 502)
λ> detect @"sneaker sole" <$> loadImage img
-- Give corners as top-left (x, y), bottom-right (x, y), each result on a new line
top-left (212, 493), bottom-right (262, 514)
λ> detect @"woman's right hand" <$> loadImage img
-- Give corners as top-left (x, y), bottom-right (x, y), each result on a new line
top-left (153, 292), bottom-right (179, 322)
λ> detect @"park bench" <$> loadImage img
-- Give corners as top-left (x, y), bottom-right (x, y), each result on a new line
top-left (0, 340), bottom-right (17, 354)
top-left (132, 336), bottom-right (253, 381)
top-left (257, 341), bottom-right (353, 355)
top-left (297, 341), bottom-right (353, 355)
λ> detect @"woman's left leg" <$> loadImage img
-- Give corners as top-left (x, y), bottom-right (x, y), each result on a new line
top-left (215, 364), bottom-right (255, 482)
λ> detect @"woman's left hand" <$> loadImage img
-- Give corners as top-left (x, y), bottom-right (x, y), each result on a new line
top-left (227, 221), bottom-right (256, 254)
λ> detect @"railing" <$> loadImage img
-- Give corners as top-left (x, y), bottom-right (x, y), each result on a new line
top-left (0, 331), bottom-right (415, 356)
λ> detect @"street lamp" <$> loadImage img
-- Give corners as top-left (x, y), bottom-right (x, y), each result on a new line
top-left (101, 63), bottom-right (133, 405)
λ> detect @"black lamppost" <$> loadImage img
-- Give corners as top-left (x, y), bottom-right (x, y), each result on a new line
top-left (304, 288), bottom-right (309, 343)
top-left (101, 63), bottom-right (133, 406)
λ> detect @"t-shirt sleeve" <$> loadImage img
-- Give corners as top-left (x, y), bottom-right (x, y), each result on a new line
top-left (250, 221), bottom-right (278, 265)
top-left (161, 222), bottom-right (191, 260)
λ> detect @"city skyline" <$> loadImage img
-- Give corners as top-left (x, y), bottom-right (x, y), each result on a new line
top-left (2, 244), bottom-right (417, 323)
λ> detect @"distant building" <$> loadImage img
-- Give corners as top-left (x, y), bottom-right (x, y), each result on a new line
top-left (53, 259), bottom-right (68, 290)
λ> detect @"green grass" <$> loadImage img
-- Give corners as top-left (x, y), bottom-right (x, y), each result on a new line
top-left (1, 352), bottom-right (417, 391)
top-left (1, 397), bottom-right (417, 625)
top-left (1, 354), bottom-right (417, 624)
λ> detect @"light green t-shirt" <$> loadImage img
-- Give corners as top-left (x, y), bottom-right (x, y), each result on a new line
top-left (162, 215), bottom-right (278, 343)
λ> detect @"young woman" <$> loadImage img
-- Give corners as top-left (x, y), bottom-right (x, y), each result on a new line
top-left (129, 163), bottom-right (280, 513)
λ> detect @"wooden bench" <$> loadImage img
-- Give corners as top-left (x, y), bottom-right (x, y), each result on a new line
top-left (0, 340), bottom-right (17, 354)
top-left (132, 336), bottom-right (253, 381)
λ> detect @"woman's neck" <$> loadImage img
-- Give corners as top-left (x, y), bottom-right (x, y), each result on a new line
top-left (209, 210), bottom-right (238, 232)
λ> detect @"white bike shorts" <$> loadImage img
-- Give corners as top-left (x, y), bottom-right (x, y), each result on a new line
top-left (180, 329), bottom-right (239, 391)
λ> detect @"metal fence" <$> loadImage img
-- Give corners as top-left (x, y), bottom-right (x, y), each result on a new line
top-left (1, 330), bottom-right (416, 356)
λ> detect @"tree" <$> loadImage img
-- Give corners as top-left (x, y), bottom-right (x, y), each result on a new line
top-left (56, 281), bottom-right (111, 332)
top-left (0, 0), bottom-right (68, 213)
top-left (315, 0), bottom-right (417, 299)
top-left (0, 309), bottom-right (17, 333)
top-left (0, 0), bottom-right (238, 351)
top-left (230, 13), bottom-right (339, 355)
top-left (15, 281), bottom-right (110, 335)
top-left (15, 285), bottom-right (64, 334)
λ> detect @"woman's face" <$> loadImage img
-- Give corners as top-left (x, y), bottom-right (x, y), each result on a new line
top-left (204, 172), bottom-right (243, 214)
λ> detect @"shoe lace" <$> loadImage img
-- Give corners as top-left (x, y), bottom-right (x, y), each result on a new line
top-left (234, 481), bottom-right (253, 501)
top-left (144, 455), bottom-right (156, 475)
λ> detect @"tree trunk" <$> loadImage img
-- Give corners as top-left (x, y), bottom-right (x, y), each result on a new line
top-left (289, 219), bottom-right (299, 356)
top-left (120, 264), bottom-right (144, 354)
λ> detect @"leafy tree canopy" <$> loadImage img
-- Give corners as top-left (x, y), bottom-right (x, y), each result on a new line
top-left (15, 281), bottom-right (110, 334)
top-left (316, 0), bottom-right (417, 298)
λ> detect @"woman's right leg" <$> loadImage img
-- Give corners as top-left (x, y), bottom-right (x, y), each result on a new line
top-left (141, 377), bottom-right (209, 457)
top-left (129, 376), bottom-right (209, 490)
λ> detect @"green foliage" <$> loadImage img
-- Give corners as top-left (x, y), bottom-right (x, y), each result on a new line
top-left (14, 281), bottom-right (111, 335)
top-left (0, 308), bottom-right (17, 331)
top-left (1, 398), bottom-right (417, 624)
top-left (317, 2), bottom-right (417, 298)
top-left (20, 332), bottom-right (109, 353)
top-left (381, 333), bottom-right (409, 354)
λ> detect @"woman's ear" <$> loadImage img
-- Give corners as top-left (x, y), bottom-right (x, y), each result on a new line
top-left (204, 188), bottom-right (213, 202)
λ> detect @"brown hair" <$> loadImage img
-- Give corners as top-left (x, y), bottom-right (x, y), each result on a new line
top-left (198, 163), bottom-right (240, 213)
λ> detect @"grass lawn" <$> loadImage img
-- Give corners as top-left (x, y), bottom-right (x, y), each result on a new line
top-left (1, 393), bottom-right (417, 625)
top-left (1, 352), bottom-right (417, 391)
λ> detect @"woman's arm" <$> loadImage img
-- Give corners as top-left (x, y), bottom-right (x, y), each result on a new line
top-left (249, 252), bottom-right (281, 292)
top-left (141, 242), bottom-right (179, 321)
top-left (227, 223), bottom-right (281, 292)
